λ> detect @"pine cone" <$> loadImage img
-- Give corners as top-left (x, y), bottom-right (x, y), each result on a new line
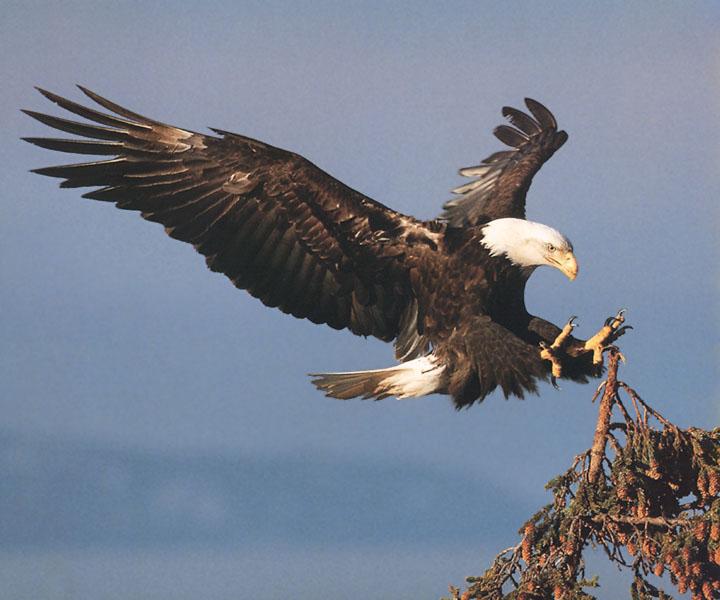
top-left (690, 561), bottom-right (703, 577)
top-left (642, 538), bottom-right (657, 559)
top-left (702, 581), bottom-right (714, 600)
top-left (708, 470), bottom-right (720, 496)
top-left (670, 558), bottom-right (683, 577)
top-left (678, 577), bottom-right (688, 594)
top-left (698, 472), bottom-right (709, 499)
top-left (522, 523), bottom-right (535, 562)
top-left (711, 522), bottom-right (720, 542)
top-left (694, 520), bottom-right (709, 542)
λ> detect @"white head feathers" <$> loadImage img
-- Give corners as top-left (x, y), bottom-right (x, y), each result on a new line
top-left (481, 218), bottom-right (577, 278)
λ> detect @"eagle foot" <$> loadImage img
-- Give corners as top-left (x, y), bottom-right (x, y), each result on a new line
top-left (539, 316), bottom-right (578, 381)
top-left (584, 309), bottom-right (632, 365)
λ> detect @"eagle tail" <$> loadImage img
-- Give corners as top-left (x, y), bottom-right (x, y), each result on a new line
top-left (310, 355), bottom-right (446, 400)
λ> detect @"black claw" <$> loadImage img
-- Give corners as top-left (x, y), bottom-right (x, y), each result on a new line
top-left (604, 309), bottom-right (628, 328)
top-left (611, 325), bottom-right (633, 341)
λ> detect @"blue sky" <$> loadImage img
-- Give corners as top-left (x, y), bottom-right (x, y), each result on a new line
top-left (1, 2), bottom-right (719, 598)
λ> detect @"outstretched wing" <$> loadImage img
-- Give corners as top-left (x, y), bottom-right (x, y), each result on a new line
top-left (24, 86), bottom-right (440, 341)
top-left (440, 98), bottom-right (568, 227)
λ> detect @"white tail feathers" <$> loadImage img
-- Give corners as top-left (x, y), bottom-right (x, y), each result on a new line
top-left (310, 355), bottom-right (446, 400)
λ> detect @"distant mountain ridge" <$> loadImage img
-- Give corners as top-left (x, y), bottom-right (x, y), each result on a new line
top-left (0, 431), bottom-right (523, 549)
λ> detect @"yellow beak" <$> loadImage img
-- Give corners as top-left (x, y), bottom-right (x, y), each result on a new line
top-left (557, 251), bottom-right (579, 281)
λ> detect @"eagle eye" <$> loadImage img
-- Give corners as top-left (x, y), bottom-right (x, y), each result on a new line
top-left (545, 243), bottom-right (556, 252)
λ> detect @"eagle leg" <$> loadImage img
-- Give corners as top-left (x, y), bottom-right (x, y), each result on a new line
top-left (539, 316), bottom-right (578, 381)
top-left (583, 309), bottom-right (632, 365)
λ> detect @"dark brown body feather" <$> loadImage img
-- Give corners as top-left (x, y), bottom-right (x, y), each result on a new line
top-left (24, 87), bottom-right (597, 408)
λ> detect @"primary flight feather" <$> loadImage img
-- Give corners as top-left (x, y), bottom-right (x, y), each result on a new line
top-left (24, 87), bottom-right (626, 408)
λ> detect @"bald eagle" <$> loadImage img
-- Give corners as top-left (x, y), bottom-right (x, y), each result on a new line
top-left (24, 88), bottom-right (627, 408)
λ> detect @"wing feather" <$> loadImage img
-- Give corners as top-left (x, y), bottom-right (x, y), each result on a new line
top-left (500, 106), bottom-right (541, 136)
top-left (25, 87), bottom-right (440, 341)
top-left (492, 125), bottom-right (529, 147)
top-left (441, 98), bottom-right (568, 226)
top-left (524, 98), bottom-right (558, 130)
top-left (35, 87), bottom-right (153, 131)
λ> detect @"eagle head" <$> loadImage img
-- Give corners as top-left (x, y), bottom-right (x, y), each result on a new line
top-left (480, 218), bottom-right (578, 280)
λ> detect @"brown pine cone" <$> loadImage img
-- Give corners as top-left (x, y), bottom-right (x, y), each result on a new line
top-left (694, 520), bottom-right (709, 542)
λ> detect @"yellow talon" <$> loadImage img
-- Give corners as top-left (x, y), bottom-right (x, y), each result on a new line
top-left (551, 317), bottom-right (577, 350)
top-left (540, 316), bottom-right (577, 379)
top-left (540, 344), bottom-right (563, 379)
top-left (584, 309), bottom-right (627, 365)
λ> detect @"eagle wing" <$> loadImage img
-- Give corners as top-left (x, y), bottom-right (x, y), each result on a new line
top-left (440, 98), bottom-right (568, 226)
top-left (24, 87), bottom-right (440, 341)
